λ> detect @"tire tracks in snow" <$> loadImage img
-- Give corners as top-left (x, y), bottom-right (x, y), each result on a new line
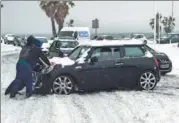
top-left (70, 94), bottom-right (92, 123)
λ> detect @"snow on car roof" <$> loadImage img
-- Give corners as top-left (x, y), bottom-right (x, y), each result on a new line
top-left (55, 39), bottom-right (76, 42)
top-left (35, 36), bottom-right (47, 39)
top-left (79, 40), bottom-right (143, 47)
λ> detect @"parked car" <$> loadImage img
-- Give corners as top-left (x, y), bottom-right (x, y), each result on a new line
top-left (95, 35), bottom-right (114, 41)
top-left (48, 38), bottom-right (79, 58)
top-left (35, 36), bottom-right (49, 47)
top-left (4, 34), bottom-right (16, 45)
top-left (13, 36), bottom-right (23, 46)
top-left (131, 34), bottom-right (148, 44)
top-left (35, 36), bottom-right (50, 56)
top-left (157, 33), bottom-right (179, 44)
top-left (59, 27), bottom-right (91, 42)
top-left (47, 41), bottom-right (161, 95)
top-left (144, 45), bottom-right (172, 75)
top-left (1, 37), bottom-right (4, 43)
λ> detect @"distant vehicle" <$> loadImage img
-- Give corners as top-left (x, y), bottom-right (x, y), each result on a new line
top-left (131, 34), bottom-right (148, 44)
top-left (4, 34), bottom-right (16, 45)
top-left (48, 41), bottom-right (161, 95)
top-left (144, 45), bottom-right (172, 75)
top-left (157, 33), bottom-right (179, 44)
top-left (13, 36), bottom-right (22, 46)
top-left (59, 27), bottom-right (91, 42)
top-left (48, 38), bottom-right (79, 58)
top-left (35, 36), bottom-right (50, 56)
top-left (1, 37), bottom-right (4, 43)
top-left (95, 35), bottom-right (114, 41)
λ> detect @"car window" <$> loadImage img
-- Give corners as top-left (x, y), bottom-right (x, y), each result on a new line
top-left (68, 46), bottom-right (90, 60)
top-left (172, 34), bottom-right (179, 38)
top-left (105, 36), bottom-right (113, 40)
top-left (124, 46), bottom-right (145, 57)
top-left (68, 47), bottom-right (82, 60)
top-left (91, 47), bottom-right (120, 61)
top-left (134, 35), bottom-right (140, 39)
top-left (36, 38), bottom-right (48, 43)
top-left (139, 35), bottom-right (143, 38)
top-left (78, 47), bottom-right (91, 58)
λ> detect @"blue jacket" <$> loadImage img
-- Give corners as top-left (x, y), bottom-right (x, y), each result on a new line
top-left (18, 37), bottom-right (50, 69)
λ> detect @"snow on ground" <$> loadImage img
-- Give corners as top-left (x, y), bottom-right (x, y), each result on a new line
top-left (1, 43), bottom-right (21, 56)
top-left (1, 43), bottom-right (179, 123)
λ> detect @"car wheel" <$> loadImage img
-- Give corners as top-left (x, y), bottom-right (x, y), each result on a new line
top-left (143, 40), bottom-right (147, 44)
top-left (138, 71), bottom-right (157, 90)
top-left (52, 75), bottom-right (74, 95)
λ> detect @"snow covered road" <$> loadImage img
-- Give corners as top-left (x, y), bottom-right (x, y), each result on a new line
top-left (1, 44), bottom-right (179, 123)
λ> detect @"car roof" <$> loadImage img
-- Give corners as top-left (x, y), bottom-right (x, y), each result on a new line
top-left (35, 36), bottom-right (47, 39)
top-left (54, 39), bottom-right (76, 42)
top-left (168, 33), bottom-right (179, 35)
top-left (79, 40), bottom-right (143, 47)
top-left (61, 27), bottom-right (90, 31)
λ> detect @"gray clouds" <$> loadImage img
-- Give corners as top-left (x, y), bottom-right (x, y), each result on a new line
top-left (1, 1), bottom-right (179, 34)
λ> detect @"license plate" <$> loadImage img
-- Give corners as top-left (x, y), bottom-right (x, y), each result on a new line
top-left (160, 64), bottom-right (169, 68)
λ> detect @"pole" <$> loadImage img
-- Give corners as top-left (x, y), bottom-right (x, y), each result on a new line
top-left (95, 28), bottom-right (97, 36)
top-left (172, 1), bottom-right (174, 33)
top-left (153, 1), bottom-right (156, 49)
top-left (172, 1), bottom-right (174, 17)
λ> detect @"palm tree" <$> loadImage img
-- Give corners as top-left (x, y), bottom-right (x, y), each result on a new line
top-left (40, 1), bottom-right (57, 38)
top-left (162, 16), bottom-right (175, 34)
top-left (39, 1), bottom-right (75, 37)
top-left (149, 12), bottom-right (162, 39)
top-left (54, 1), bottom-right (75, 34)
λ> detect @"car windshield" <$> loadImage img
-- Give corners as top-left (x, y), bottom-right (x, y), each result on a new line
top-left (59, 31), bottom-right (74, 37)
top-left (162, 34), bottom-right (175, 38)
top-left (51, 40), bottom-right (78, 49)
top-left (36, 38), bottom-right (48, 43)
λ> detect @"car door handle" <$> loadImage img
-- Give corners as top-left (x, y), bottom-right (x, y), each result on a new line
top-left (115, 62), bottom-right (124, 66)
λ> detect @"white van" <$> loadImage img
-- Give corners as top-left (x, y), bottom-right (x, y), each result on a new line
top-left (59, 27), bottom-right (91, 42)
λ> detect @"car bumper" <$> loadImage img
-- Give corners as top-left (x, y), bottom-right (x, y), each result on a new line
top-left (159, 62), bottom-right (172, 73)
top-left (156, 69), bottom-right (161, 82)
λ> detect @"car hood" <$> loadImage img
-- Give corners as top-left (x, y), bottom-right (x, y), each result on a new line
top-left (42, 43), bottom-right (50, 48)
top-left (49, 57), bottom-right (75, 67)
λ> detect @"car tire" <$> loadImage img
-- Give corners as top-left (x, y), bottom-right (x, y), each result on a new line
top-left (137, 71), bottom-right (157, 90)
top-left (143, 40), bottom-right (147, 44)
top-left (52, 74), bottom-right (74, 95)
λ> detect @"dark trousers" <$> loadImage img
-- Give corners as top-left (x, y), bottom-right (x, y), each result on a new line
top-left (9, 63), bottom-right (33, 94)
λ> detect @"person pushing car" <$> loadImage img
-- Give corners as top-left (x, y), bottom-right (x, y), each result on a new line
top-left (5, 35), bottom-right (50, 98)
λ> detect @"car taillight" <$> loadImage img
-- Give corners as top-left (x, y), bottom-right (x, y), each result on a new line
top-left (154, 57), bottom-right (159, 67)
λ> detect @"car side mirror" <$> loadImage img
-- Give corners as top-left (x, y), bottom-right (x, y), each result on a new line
top-left (89, 56), bottom-right (98, 64)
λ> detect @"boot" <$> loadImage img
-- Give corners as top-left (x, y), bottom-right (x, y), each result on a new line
top-left (26, 93), bottom-right (32, 98)
top-left (10, 92), bottom-right (16, 98)
top-left (5, 89), bottom-right (10, 95)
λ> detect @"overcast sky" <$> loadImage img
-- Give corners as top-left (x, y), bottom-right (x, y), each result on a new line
top-left (1, 1), bottom-right (179, 34)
